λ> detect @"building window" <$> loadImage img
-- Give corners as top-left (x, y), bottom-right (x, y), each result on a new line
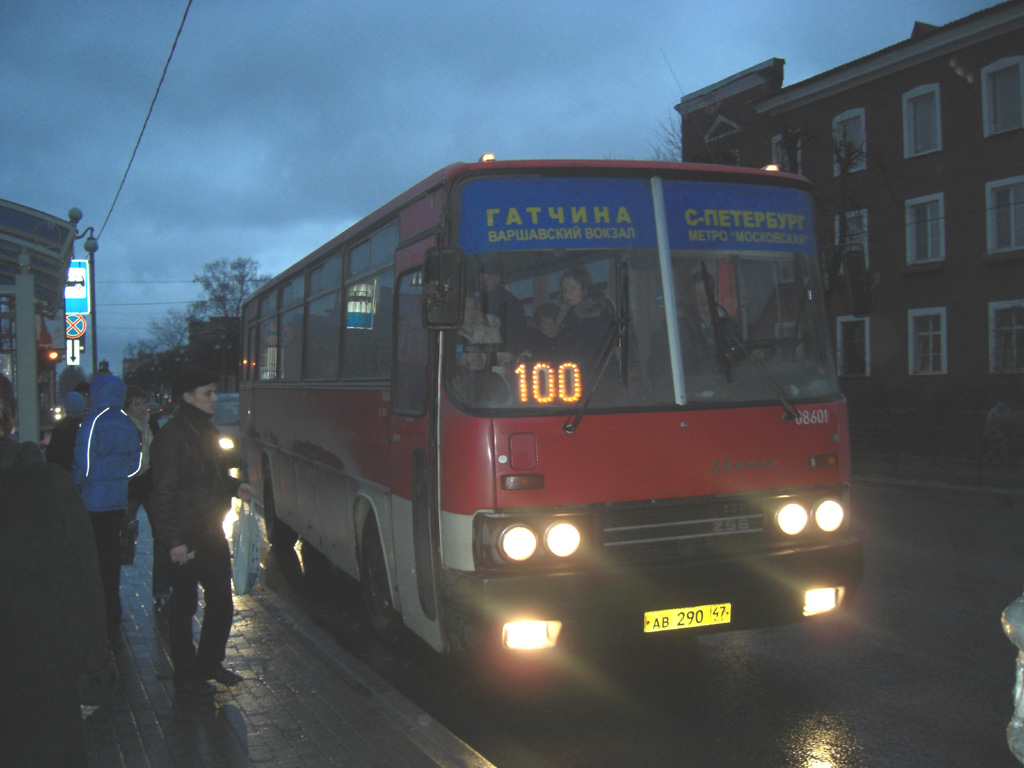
top-left (986, 175), bottom-right (1024, 253)
top-left (837, 316), bottom-right (870, 377)
top-left (771, 132), bottom-right (802, 174)
top-left (835, 209), bottom-right (869, 267)
top-left (982, 57), bottom-right (1024, 137)
top-left (908, 307), bottom-right (947, 375)
top-left (905, 193), bottom-right (945, 264)
top-left (833, 108), bottom-right (866, 175)
top-left (990, 299), bottom-right (1024, 373)
top-left (903, 84), bottom-right (941, 157)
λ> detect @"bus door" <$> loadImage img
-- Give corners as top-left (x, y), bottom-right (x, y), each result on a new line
top-left (389, 268), bottom-right (444, 648)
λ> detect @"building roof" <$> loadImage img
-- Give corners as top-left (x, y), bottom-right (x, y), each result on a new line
top-left (755, 0), bottom-right (1024, 114)
top-left (675, 58), bottom-right (784, 115)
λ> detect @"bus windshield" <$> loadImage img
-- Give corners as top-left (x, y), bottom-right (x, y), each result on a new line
top-left (447, 174), bottom-right (839, 412)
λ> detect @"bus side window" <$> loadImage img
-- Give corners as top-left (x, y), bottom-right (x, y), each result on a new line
top-left (394, 270), bottom-right (428, 416)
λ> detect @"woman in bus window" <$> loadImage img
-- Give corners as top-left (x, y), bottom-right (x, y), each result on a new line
top-left (555, 267), bottom-right (614, 367)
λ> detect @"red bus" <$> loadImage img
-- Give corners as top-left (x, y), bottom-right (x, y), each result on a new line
top-left (240, 158), bottom-right (863, 655)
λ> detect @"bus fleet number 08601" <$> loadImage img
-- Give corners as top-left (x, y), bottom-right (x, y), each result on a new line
top-left (794, 408), bottom-right (829, 426)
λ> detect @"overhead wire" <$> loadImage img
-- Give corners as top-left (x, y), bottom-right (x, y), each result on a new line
top-left (97, 0), bottom-right (194, 239)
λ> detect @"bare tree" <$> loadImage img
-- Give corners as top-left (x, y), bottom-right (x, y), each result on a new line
top-left (192, 257), bottom-right (270, 320)
top-left (649, 112), bottom-right (683, 162)
top-left (146, 308), bottom-right (192, 351)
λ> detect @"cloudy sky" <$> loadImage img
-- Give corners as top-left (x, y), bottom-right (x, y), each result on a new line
top-left (2, 0), bottom-right (991, 376)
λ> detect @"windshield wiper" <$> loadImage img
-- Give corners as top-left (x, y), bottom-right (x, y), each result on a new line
top-left (563, 261), bottom-right (631, 435)
top-left (718, 323), bottom-right (800, 422)
top-left (699, 261), bottom-right (732, 383)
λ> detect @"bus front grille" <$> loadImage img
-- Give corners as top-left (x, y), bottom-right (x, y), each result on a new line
top-left (598, 499), bottom-right (765, 564)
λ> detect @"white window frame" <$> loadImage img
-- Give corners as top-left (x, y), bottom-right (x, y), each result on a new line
top-left (836, 315), bottom-right (870, 377)
top-left (834, 209), bottom-right (869, 267)
top-left (986, 175), bottom-right (1024, 254)
top-left (982, 57), bottom-right (1024, 137)
top-left (903, 84), bottom-right (941, 157)
top-left (908, 307), bottom-right (947, 375)
top-left (833, 108), bottom-right (866, 175)
top-left (905, 192), bottom-right (945, 264)
top-left (771, 133), bottom-right (802, 174)
top-left (989, 298), bottom-right (1024, 373)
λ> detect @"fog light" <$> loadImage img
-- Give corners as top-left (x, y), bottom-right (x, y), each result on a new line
top-left (804, 587), bottom-right (842, 616)
top-left (500, 525), bottom-right (537, 561)
top-left (503, 620), bottom-right (562, 649)
top-left (814, 499), bottom-right (844, 532)
top-left (777, 503), bottom-right (809, 535)
top-left (545, 522), bottom-right (580, 557)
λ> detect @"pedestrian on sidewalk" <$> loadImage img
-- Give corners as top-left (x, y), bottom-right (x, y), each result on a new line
top-left (124, 384), bottom-right (171, 605)
top-left (71, 374), bottom-right (143, 633)
top-left (0, 373), bottom-right (117, 768)
top-left (149, 368), bottom-right (254, 695)
top-left (46, 387), bottom-right (88, 471)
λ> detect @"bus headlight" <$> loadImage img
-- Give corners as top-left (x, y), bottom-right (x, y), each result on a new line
top-left (777, 503), bottom-right (809, 535)
top-left (500, 525), bottom-right (538, 561)
top-left (544, 522), bottom-right (581, 557)
top-left (814, 499), bottom-right (844, 532)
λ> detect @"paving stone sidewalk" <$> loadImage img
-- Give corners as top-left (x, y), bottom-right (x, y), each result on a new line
top-left (84, 514), bottom-right (494, 768)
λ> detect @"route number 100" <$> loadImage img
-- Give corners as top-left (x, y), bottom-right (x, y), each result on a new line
top-left (514, 362), bottom-right (582, 404)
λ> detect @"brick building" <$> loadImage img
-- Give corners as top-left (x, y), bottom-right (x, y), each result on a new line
top-left (676, 1), bottom-right (1024, 422)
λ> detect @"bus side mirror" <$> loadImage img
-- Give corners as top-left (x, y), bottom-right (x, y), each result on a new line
top-left (841, 245), bottom-right (872, 318)
top-left (422, 247), bottom-right (466, 330)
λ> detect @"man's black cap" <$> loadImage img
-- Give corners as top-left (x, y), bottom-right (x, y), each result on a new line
top-left (172, 367), bottom-right (218, 401)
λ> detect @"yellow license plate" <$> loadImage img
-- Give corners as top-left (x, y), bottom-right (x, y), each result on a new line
top-left (643, 602), bottom-right (732, 633)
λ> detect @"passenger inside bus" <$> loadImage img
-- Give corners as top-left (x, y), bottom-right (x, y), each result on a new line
top-left (478, 258), bottom-right (526, 351)
top-left (555, 267), bottom-right (615, 369)
top-left (647, 267), bottom-right (739, 382)
top-left (520, 302), bottom-right (561, 359)
top-left (452, 296), bottom-right (510, 406)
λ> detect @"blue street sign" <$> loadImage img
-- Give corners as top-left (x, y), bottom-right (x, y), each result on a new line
top-left (65, 259), bottom-right (90, 315)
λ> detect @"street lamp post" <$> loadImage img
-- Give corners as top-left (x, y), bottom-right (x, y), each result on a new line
top-left (70, 217), bottom-right (99, 375)
top-left (83, 233), bottom-right (98, 375)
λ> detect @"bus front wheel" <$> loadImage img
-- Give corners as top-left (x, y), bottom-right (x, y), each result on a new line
top-left (262, 475), bottom-right (298, 549)
top-left (361, 516), bottom-right (402, 642)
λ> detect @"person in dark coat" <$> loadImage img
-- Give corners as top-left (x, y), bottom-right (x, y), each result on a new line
top-left (521, 302), bottom-right (561, 360)
top-left (45, 389), bottom-right (87, 471)
top-left (71, 374), bottom-right (143, 632)
top-left (148, 368), bottom-right (254, 695)
top-left (125, 384), bottom-right (169, 605)
top-left (479, 258), bottom-right (527, 351)
top-left (0, 373), bottom-right (117, 768)
top-left (555, 266), bottom-right (615, 367)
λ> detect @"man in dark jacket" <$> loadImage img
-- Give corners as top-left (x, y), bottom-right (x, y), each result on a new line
top-left (71, 373), bottom-right (142, 631)
top-left (0, 373), bottom-right (117, 767)
top-left (149, 368), bottom-right (254, 695)
top-left (45, 388), bottom-right (87, 471)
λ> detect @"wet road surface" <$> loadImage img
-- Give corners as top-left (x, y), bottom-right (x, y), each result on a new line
top-left (262, 481), bottom-right (1024, 767)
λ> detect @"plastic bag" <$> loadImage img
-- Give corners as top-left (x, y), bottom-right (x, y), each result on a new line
top-left (232, 501), bottom-right (262, 595)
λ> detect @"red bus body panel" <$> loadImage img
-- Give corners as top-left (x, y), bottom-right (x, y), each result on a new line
top-left (440, 401), bottom-right (848, 516)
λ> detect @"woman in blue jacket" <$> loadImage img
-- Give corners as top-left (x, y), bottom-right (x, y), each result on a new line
top-left (72, 374), bottom-right (142, 632)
